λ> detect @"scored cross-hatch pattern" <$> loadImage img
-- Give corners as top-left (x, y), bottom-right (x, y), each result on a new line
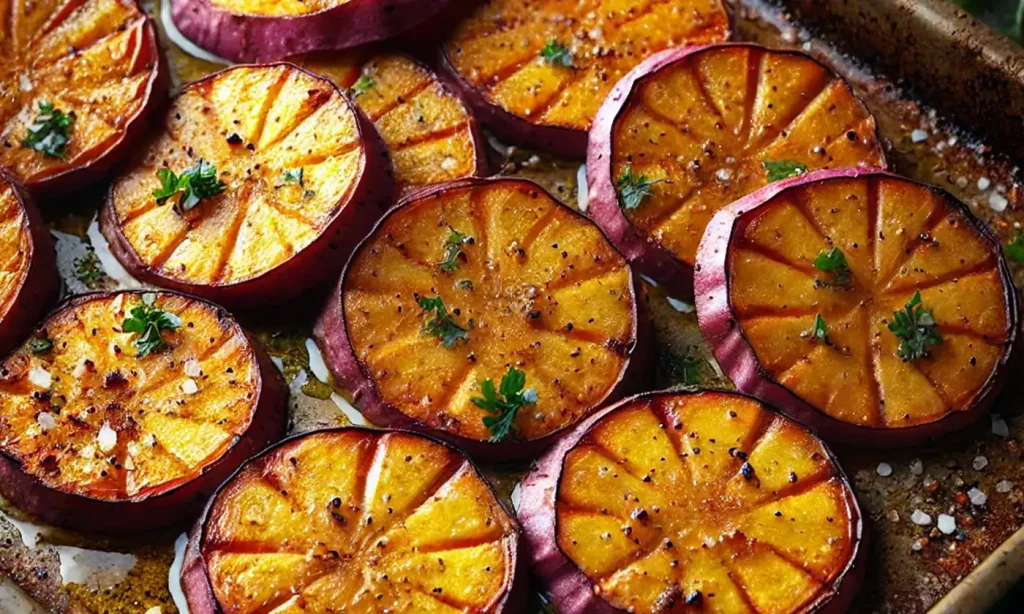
top-left (202, 430), bottom-right (517, 613)
top-left (444, 0), bottom-right (729, 130)
top-left (730, 177), bottom-right (1010, 428)
top-left (344, 182), bottom-right (636, 442)
top-left (111, 64), bottom-right (365, 286)
top-left (556, 394), bottom-right (858, 614)
top-left (0, 0), bottom-right (158, 187)
top-left (612, 46), bottom-right (884, 267)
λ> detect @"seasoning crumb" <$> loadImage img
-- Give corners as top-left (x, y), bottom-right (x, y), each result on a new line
top-left (991, 414), bottom-right (1010, 438)
top-left (876, 462), bottom-right (893, 477)
top-left (972, 455), bottom-right (988, 471)
top-left (910, 458), bottom-right (923, 475)
top-left (910, 510), bottom-right (932, 526)
top-left (967, 487), bottom-right (987, 506)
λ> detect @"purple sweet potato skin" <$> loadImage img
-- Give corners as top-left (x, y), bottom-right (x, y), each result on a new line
top-left (517, 389), bottom-right (868, 614)
top-left (0, 171), bottom-right (59, 355)
top-left (171, 0), bottom-right (455, 63)
top-left (693, 168), bottom-right (1021, 447)
top-left (313, 177), bottom-right (652, 463)
top-left (0, 293), bottom-right (287, 535)
top-left (100, 64), bottom-right (395, 311)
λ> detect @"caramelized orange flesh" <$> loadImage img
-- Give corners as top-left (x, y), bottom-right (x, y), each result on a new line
top-left (209, 0), bottom-right (351, 17)
top-left (295, 52), bottom-right (481, 195)
top-left (557, 392), bottom-right (859, 613)
top-left (613, 46), bottom-right (885, 266)
top-left (344, 180), bottom-right (635, 443)
top-left (729, 177), bottom-right (1010, 428)
top-left (109, 64), bottom-right (366, 287)
top-left (203, 430), bottom-right (517, 613)
top-left (444, 0), bottom-right (729, 133)
top-left (0, 180), bottom-right (30, 322)
top-left (0, 292), bottom-right (259, 501)
top-left (0, 0), bottom-right (158, 189)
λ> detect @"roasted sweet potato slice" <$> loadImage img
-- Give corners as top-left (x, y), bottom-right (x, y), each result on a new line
top-left (181, 429), bottom-right (525, 613)
top-left (695, 169), bottom-right (1019, 446)
top-left (101, 63), bottom-right (393, 309)
top-left (314, 177), bottom-right (648, 461)
top-left (0, 0), bottom-right (162, 197)
top-left (293, 51), bottom-right (486, 195)
top-left (441, 0), bottom-right (730, 156)
top-left (0, 171), bottom-right (58, 353)
top-left (518, 390), bottom-right (865, 614)
top-left (588, 44), bottom-right (886, 299)
top-left (0, 291), bottom-right (286, 533)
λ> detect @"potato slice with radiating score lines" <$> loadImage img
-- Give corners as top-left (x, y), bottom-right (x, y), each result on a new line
top-left (519, 391), bottom-right (864, 614)
top-left (101, 62), bottom-right (393, 308)
top-left (0, 0), bottom-right (162, 195)
top-left (181, 429), bottom-right (523, 613)
top-left (0, 291), bottom-right (286, 533)
top-left (292, 51), bottom-right (486, 196)
top-left (441, 0), bottom-right (730, 155)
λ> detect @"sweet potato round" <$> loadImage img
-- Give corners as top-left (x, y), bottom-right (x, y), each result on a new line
top-left (587, 43), bottom-right (885, 299)
top-left (314, 177), bottom-right (650, 462)
top-left (440, 0), bottom-right (731, 158)
top-left (292, 50), bottom-right (487, 195)
top-left (0, 171), bottom-right (59, 355)
top-left (0, 0), bottom-right (163, 198)
top-left (101, 62), bottom-right (394, 309)
top-left (181, 428), bottom-right (526, 613)
top-left (0, 291), bottom-right (287, 534)
top-left (694, 168), bottom-right (1020, 447)
top-left (518, 389), bottom-right (866, 614)
top-left (170, 0), bottom-right (457, 63)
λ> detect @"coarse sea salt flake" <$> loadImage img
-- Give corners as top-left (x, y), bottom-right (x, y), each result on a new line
top-left (991, 414), bottom-right (1010, 438)
top-left (97, 423), bottom-right (117, 453)
top-left (937, 514), bottom-right (956, 535)
top-left (989, 192), bottom-right (1009, 212)
top-left (973, 455), bottom-right (988, 471)
top-left (910, 510), bottom-right (932, 526)
top-left (968, 487), bottom-right (987, 506)
top-left (876, 462), bottom-right (893, 477)
top-left (996, 480), bottom-right (1014, 493)
top-left (29, 367), bottom-right (51, 390)
top-left (910, 129), bottom-right (928, 143)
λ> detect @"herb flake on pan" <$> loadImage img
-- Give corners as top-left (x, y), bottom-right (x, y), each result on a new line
top-left (73, 250), bottom-right (105, 288)
top-left (416, 296), bottom-right (469, 348)
top-left (812, 247), bottom-right (852, 287)
top-left (122, 293), bottom-right (182, 358)
top-left (1006, 232), bottom-right (1024, 263)
top-left (281, 168), bottom-right (303, 186)
top-left (350, 75), bottom-right (375, 96)
top-left (29, 334), bottom-right (53, 354)
top-left (660, 351), bottom-right (703, 387)
top-left (438, 228), bottom-right (473, 273)
top-left (801, 314), bottom-right (830, 345)
top-left (888, 291), bottom-right (941, 362)
top-left (22, 101), bottom-right (75, 159)
top-left (540, 41), bottom-right (574, 68)
top-left (616, 167), bottom-right (663, 210)
top-left (153, 158), bottom-right (227, 214)
top-left (472, 367), bottom-right (537, 442)
top-left (762, 159), bottom-right (808, 182)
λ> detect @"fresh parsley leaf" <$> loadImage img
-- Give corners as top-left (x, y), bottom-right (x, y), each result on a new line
top-left (813, 247), bottom-right (852, 287)
top-left (762, 160), bottom-right (808, 182)
top-left (616, 167), bottom-right (663, 210)
top-left (73, 250), bottom-right (105, 288)
top-left (438, 228), bottom-right (473, 273)
top-left (540, 41), bottom-right (574, 67)
top-left (888, 291), bottom-right (941, 361)
top-left (122, 293), bottom-right (182, 358)
top-left (22, 101), bottom-right (75, 159)
top-left (801, 314), bottom-right (830, 345)
top-left (1006, 233), bottom-right (1024, 263)
top-left (471, 367), bottom-right (538, 442)
top-left (351, 75), bottom-right (375, 96)
top-left (417, 296), bottom-right (469, 348)
top-left (28, 335), bottom-right (53, 354)
top-left (152, 159), bottom-right (227, 214)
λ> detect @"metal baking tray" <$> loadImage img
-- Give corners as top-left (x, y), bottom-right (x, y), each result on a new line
top-left (2, 0), bottom-right (1024, 612)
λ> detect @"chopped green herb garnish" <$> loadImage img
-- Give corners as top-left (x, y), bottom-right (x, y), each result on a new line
top-left (73, 250), bottom-right (105, 288)
top-left (301, 375), bottom-right (334, 400)
top-left (1006, 233), bottom-right (1024, 263)
top-left (22, 101), bottom-right (75, 159)
top-left (888, 291), bottom-right (941, 361)
top-left (122, 293), bottom-right (182, 358)
top-left (762, 160), bottom-right (808, 182)
top-left (28, 335), bottom-right (53, 354)
top-left (616, 167), bottom-right (663, 210)
top-left (813, 247), bottom-right (852, 287)
top-left (540, 40), bottom-right (574, 68)
top-left (152, 158), bottom-right (227, 214)
top-left (351, 75), bottom-right (375, 96)
top-left (438, 228), bottom-right (473, 273)
top-left (281, 168), bottom-right (303, 186)
top-left (801, 314), bottom-right (830, 345)
top-left (472, 367), bottom-right (537, 442)
top-left (417, 296), bottom-right (469, 348)
top-left (454, 279), bottom-right (474, 290)
top-left (660, 351), bottom-right (703, 387)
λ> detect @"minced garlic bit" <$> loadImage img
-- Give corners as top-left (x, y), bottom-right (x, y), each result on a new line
top-left (28, 366), bottom-right (52, 390)
top-left (181, 378), bottom-right (199, 395)
top-left (97, 423), bottom-right (117, 453)
top-left (184, 358), bottom-right (202, 378)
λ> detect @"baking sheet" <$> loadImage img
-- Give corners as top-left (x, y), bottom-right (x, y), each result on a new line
top-left (3, 0), bottom-right (1024, 612)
